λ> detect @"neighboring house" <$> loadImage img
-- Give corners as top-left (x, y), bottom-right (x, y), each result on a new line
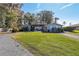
top-left (71, 24), bottom-right (79, 30)
top-left (47, 23), bottom-right (63, 32)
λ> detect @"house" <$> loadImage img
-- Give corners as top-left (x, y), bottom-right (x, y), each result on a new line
top-left (21, 16), bottom-right (63, 32)
top-left (71, 24), bottom-right (79, 30)
top-left (46, 17), bottom-right (63, 32)
top-left (47, 23), bottom-right (63, 32)
top-left (31, 24), bottom-right (45, 31)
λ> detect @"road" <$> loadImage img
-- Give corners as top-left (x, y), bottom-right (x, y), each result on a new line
top-left (0, 34), bottom-right (33, 56)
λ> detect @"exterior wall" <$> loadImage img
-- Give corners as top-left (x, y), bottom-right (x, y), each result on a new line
top-left (34, 26), bottom-right (42, 31)
top-left (47, 24), bottom-right (62, 30)
top-left (28, 25), bottom-right (31, 31)
top-left (47, 24), bottom-right (62, 32)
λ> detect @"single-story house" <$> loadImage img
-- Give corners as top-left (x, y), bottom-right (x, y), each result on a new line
top-left (21, 16), bottom-right (63, 32)
top-left (47, 23), bottom-right (63, 32)
top-left (21, 23), bottom-right (63, 32)
top-left (20, 19), bottom-right (64, 32)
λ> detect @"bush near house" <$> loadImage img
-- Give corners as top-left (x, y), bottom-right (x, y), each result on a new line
top-left (63, 26), bottom-right (74, 32)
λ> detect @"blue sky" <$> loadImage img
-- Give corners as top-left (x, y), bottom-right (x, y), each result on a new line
top-left (21, 3), bottom-right (79, 26)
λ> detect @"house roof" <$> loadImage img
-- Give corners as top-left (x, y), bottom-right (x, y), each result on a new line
top-left (48, 23), bottom-right (62, 26)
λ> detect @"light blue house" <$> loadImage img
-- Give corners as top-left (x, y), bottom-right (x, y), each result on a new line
top-left (21, 15), bottom-right (63, 32)
top-left (46, 17), bottom-right (63, 32)
top-left (47, 23), bottom-right (63, 32)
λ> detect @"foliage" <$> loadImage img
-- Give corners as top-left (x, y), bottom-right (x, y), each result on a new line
top-left (63, 21), bottom-right (66, 25)
top-left (24, 12), bottom-right (35, 25)
top-left (0, 3), bottom-right (23, 32)
top-left (63, 26), bottom-right (74, 32)
top-left (37, 10), bottom-right (54, 24)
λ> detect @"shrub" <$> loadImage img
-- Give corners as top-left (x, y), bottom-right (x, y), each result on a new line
top-left (63, 26), bottom-right (74, 32)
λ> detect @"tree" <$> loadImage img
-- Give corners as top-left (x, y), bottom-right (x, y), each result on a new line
top-left (63, 21), bottom-right (66, 26)
top-left (37, 10), bottom-right (54, 24)
top-left (6, 3), bottom-right (23, 32)
top-left (0, 4), bottom-right (9, 28)
top-left (69, 22), bottom-right (72, 26)
top-left (24, 12), bottom-right (35, 25)
top-left (0, 3), bottom-right (23, 32)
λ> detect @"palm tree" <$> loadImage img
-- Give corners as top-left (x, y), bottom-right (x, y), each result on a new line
top-left (69, 22), bottom-right (72, 26)
top-left (63, 21), bottom-right (66, 26)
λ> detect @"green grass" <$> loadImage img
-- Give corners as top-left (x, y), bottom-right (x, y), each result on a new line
top-left (13, 32), bottom-right (79, 56)
top-left (70, 30), bottom-right (79, 35)
top-left (73, 30), bottom-right (79, 33)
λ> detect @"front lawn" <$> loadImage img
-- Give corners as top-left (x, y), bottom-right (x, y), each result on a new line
top-left (13, 32), bottom-right (79, 56)
top-left (70, 30), bottom-right (79, 35)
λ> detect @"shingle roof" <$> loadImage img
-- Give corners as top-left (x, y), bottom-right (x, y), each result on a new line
top-left (49, 23), bottom-right (62, 26)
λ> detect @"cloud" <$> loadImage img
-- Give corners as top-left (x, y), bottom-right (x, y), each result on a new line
top-left (60, 3), bottom-right (75, 10)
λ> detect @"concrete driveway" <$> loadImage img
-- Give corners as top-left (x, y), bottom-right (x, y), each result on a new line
top-left (0, 34), bottom-right (33, 56)
top-left (61, 32), bottom-right (79, 40)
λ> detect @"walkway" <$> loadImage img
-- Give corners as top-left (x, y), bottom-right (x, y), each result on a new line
top-left (0, 34), bottom-right (33, 56)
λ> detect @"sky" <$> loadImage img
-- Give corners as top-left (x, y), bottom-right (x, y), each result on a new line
top-left (21, 3), bottom-right (79, 26)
